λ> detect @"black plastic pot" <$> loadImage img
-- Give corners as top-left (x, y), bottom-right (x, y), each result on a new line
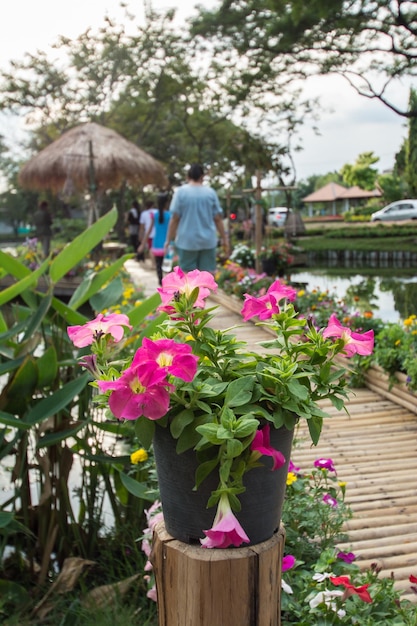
top-left (153, 424), bottom-right (294, 545)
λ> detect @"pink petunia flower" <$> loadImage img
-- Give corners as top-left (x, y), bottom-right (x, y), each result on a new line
top-left (250, 424), bottom-right (286, 470)
top-left (241, 279), bottom-right (297, 321)
top-left (322, 493), bottom-right (338, 508)
top-left (330, 575), bottom-right (373, 603)
top-left (134, 337), bottom-right (198, 382)
top-left (314, 458), bottom-right (336, 472)
top-left (322, 314), bottom-right (374, 357)
top-left (97, 361), bottom-right (173, 420)
top-left (67, 313), bottom-right (132, 348)
top-left (201, 495), bottom-right (250, 549)
top-left (157, 266), bottom-right (217, 310)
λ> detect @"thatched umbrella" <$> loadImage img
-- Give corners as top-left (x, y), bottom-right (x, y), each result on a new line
top-left (18, 122), bottom-right (168, 193)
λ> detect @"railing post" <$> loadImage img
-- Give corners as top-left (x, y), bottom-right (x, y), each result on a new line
top-left (151, 521), bottom-right (285, 626)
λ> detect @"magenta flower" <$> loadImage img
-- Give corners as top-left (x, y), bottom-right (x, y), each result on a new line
top-left (267, 280), bottom-right (297, 302)
top-left (282, 555), bottom-right (296, 572)
top-left (157, 266), bottom-right (217, 310)
top-left (67, 313), bottom-right (132, 348)
top-left (337, 551), bottom-right (356, 564)
top-left (241, 279), bottom-right (297, 321)
top-left (314, 458), bottom-right (336, 472)
top-left (251, 424), bottom-right (286, 470)
top-left (322, 493), bottom-right (338, 508)
top-left (322, 314), bottom-right (374, 357)
top-left (134, 337), bottom-right (198, 382)
top-left (97, 361), bottom-right (173, 420)
top-left (288, 460), bottom-right (300, 473)
top-left (201, 495), bottom-right (250, 548)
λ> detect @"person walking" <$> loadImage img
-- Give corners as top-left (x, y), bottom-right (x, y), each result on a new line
top-left (164, 164), bottom-right (229, 272)
top-left (126, 200), bottom-right (142, 261)
top-left (33, 200), bottom-right (53, 257)
top-left (138, 192), bottom-right (171, 285)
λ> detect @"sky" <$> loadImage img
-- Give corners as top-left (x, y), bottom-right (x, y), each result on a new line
top-left (0, 0), bottom-right (410, 182)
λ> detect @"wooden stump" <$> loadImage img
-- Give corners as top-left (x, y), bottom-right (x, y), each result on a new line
top-left (151, 521), bottom-right (285, 626)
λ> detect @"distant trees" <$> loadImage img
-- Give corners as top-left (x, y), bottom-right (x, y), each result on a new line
top-left (340, 152), bottom-right (379, 191)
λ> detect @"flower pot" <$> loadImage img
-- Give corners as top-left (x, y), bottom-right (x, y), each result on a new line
top-left (261, 258), bottom-right (277, 276)
top-left (153, 423), bottom-right (294, 546)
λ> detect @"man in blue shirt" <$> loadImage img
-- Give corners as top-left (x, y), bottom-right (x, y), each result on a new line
top-left (165, 164), bottom-right (229, 272)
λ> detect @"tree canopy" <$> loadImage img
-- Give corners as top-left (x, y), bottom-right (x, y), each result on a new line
top-left (191, 0), bottom-right (417, 117)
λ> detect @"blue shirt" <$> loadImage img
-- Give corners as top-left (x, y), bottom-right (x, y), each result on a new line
top-left (170, 184), bottom-right (223, 250)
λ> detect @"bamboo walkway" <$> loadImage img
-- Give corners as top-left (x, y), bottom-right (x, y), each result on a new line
top-left (127, 263), bottom-right (417, 603)
top-left (209, 295), bottom-right (417, 604)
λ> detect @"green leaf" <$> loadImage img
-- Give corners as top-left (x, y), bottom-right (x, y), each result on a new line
top-left (0, 259), bottom-right (49, 307)
top-left (70, 255), bottom-right (131, 309)
top-left (195, 423), bottom-right (223, 444)
top-left (170, 409), bottom-right (195, 439)
top-left (134, 416), bottom-right (155, 449)
top-left (234, 418), bottom-right (259, 438)
top-left (0, 511), bottom-right (14, 528)
top-left (119, 471), bottom-right (155, 501)
top-left (37, 345), bottom-right (58, 388)
top-left (50, 296), bottom-right (90, 326)
top-left (0, 249), bottom-right (31, 279)
top-left (194, 458), bottom-right (219, 489)
top-left (36, 421), bottom-right (86, 448)
top-left (308, 416), bottom-right (323, 446)
top-left (25, 373), bottom-right (90, 425)
top-left (0, 410), bottom-right (31, 431)
top-left (0, 356), bottom-right (38, 414)
top-left (49, 208), bottom-right (117, 283)
top-left (22, 292), bottom-right (53, 343)
top-left (89, 276), bottom-right (124, 312)
top-left (128, 292), bottom-right (162, 328)
top-left (226, 438), bottom-right (243, 458)
top-left (224, 376), bottom-right (254, 407)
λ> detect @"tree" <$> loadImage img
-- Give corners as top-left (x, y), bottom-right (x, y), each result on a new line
top-left (191, 0), bottom-right (417, 118)
top-left (406, 88), bottom-right (417, 196)
top-left (340, 152), bottom-right (379, 190)
top-left (0, 7), bottom-right (279, 195)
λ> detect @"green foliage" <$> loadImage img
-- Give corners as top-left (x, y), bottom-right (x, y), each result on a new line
top-left (281, 457), bottom-right (417, 624)
top-left (0, 207), bottom-right (161, 577)
top-left (340, 151), bottom-right (379, 191)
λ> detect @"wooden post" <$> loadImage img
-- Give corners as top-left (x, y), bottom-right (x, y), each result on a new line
top-left (151, 521), bottom-right (285, 626)
top-left (254, 170), bottom-right (263, 274)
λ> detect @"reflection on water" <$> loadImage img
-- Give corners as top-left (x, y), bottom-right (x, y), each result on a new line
top-left (290, 269), bottom-right (417, 323)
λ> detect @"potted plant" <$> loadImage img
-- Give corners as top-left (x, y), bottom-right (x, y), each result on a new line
top-left (258, 242), bottom-right (295, 276)
top-left (67, 269), bottom-right (374, 548)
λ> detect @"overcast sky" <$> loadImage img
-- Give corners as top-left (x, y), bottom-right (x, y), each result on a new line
top-left (1, 0), bottom-right (409, 181)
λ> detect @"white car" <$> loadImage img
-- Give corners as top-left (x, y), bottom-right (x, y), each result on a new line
top-left (371, 200), bottom-right (417, 222)
top-left (267, 207), bottom-right (289, 227)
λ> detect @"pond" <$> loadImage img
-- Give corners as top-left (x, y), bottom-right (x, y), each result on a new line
top-left (289, 268), bottom-right (417, 323)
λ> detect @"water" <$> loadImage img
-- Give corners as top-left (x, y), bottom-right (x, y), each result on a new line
top-left (290, 269), bottom-right (417, 323)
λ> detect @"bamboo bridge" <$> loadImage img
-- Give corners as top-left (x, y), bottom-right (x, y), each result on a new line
top-left (209, 294), bottom-right (417, 604)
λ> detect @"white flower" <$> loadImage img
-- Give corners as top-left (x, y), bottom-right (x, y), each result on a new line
top-left (309, 589), bottom-right (344, 611)
top-left (312, 572), bottom-right (333, 582)
top-left (281, 579), bottom-right (293, 594)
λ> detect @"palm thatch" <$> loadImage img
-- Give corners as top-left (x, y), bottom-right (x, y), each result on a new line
top-left (18, 122), bottom-right (168, 193)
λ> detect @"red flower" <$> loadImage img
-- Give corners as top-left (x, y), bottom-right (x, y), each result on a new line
top-left (330, 576), bottom-right (372, 603)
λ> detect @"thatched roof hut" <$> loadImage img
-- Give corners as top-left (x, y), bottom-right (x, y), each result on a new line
top-left (19, 122), bottom-right (168, 193)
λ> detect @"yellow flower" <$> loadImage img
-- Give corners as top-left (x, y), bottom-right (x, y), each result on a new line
top-left (286, 472), bottom-right (297, 486)
top-left (404, 318), bottom-right (413, 327)
top-left (131, 449), bottom-right (148, 464)
top-left (338, 481), bottom-right (347, 488)
top-left (395, 339), bottom-right (401, 346)
top-left (297, 289), bottom-right (305, 297)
